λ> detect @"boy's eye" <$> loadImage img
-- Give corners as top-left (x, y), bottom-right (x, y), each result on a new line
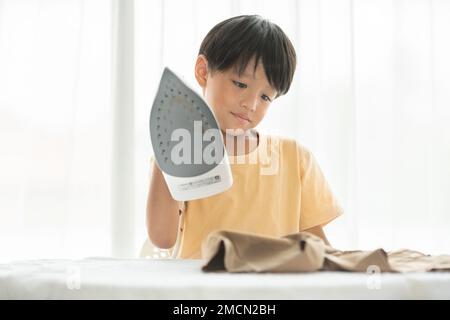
top-left (233, 80), bottom-right (272, 103)
top-left (233, 80), bottom-right (247, 89)
top-left (262, 95), bottom-right (271, 102)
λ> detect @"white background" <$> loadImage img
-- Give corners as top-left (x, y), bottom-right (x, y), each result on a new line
top-left (1, 0), bottom-right (449, 262)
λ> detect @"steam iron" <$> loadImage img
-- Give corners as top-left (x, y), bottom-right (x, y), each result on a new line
top-left (149, 67), bottom-right (233, 201)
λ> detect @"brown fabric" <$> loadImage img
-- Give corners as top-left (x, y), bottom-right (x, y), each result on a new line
top-left (201, 230), bottom-right (450, 273)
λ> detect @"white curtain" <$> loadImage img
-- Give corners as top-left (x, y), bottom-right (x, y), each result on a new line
top-left (0, 0), bottom-right (114, 261)
top-left (1, 0), bottom-right (449, 263)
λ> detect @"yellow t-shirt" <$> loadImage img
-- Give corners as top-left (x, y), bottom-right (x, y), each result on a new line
top-left (163, 133), bottom-right (344, 259)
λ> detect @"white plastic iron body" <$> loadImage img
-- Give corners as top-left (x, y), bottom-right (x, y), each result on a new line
top-left (149, 67), bottom-right (233, 201)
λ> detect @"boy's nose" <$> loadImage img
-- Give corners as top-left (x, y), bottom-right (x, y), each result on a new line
top-left (241, 95), bottom-right (258, 112)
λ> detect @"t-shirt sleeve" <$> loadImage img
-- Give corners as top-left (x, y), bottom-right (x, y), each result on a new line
top-left (297, 142), bottom-right (344, 231)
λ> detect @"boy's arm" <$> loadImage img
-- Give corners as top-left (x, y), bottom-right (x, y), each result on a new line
top-left (303, 225), bottom-right (331, 246)
top-left (146, 160), bottom-right (181, 249)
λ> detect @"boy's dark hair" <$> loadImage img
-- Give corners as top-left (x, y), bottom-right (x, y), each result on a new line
top-left (198, 15), bottom-right (297, 98)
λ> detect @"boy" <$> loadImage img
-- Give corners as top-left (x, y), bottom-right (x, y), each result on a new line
top-left (146, 15), bottom-right (343, 259)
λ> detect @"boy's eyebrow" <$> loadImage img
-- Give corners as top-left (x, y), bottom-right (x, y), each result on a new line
top-left (234, 70), bottom-right (257, 79)
top-left (238, 71), bottom-right (253, 78)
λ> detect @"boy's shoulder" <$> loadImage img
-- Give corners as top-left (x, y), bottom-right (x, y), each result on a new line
top-left (262, 134), bottom-right (317, 171)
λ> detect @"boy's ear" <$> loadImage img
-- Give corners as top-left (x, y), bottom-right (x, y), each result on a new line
top-left (195, 54), bottom-right (208, 89)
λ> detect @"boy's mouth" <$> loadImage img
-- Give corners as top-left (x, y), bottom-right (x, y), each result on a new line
top-left (230, 112), bottom-right (251, 123)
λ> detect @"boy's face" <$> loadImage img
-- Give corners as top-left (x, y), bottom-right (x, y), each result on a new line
top-left (195, 55), bottom-right (277, 135)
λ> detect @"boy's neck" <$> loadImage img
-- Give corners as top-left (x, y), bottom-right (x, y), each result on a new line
top-left (221, 129), bottom-right (259, 156)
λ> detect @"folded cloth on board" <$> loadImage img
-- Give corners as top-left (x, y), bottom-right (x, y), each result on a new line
top-left (201, 230), bottom-right (450, 273)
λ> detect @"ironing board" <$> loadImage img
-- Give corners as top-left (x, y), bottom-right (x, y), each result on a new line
top-left (1, 258), bottom-right (450, 299)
